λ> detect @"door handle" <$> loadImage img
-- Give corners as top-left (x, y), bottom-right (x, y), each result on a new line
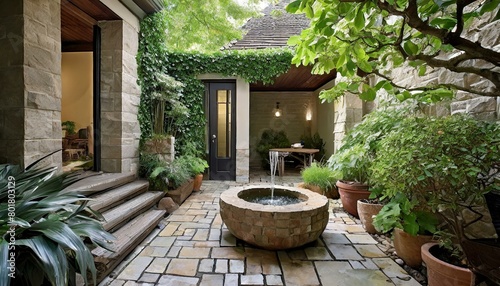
top-left (212, 134), bottom-right (217, 143)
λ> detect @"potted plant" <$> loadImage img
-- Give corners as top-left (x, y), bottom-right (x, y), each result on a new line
top-left (184, 155), bottom-right (208, 192)
top-left (0, 153), bottom-right (114, 286)
top-left (62, 120), bottom-right (76, 137)
top-left (327, 106), bottom-right (409, 217)
top-left (372, 193), bottom-right (438, 267)
top-left (180, 142), bottom-right (209, 192)
top-left (142, 73), bottom-right (187, 162)
top-left (299, 162), bottom-right (340, 198)
top-left (371, 114), bottom-right (500, 284)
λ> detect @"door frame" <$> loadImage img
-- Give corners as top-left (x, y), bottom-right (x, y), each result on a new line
top-left (206, 81), bottom-right (237, 180)
top-left (92, 25), bottom-right (101, 171)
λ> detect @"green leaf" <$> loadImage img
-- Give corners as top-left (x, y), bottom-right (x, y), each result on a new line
top-left (287, 35), bottom-right (302, 46)
top-left (357, 61), bottom-right (373, 73)
top-left (403, 41), bottom-right (419, 55)
top-left (480, 0), bottom-right (500, 14)
top-left (17, 236), bottom-right (69, 286)
top-left (359, 84), bottom-right (377, 101)
top-left (429, 17), bottom-right (457, 30)
top-left (418, 65), bottom-right (427, 76)
top-left (286, 0), bottom-right (302, 13)
top-left (0, 240), bottom-right (10, 286)
top-left (354, 8), bottom-right (366, 30)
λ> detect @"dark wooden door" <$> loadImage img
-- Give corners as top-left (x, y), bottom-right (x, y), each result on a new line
top-left (208, 82), bottom-right (236, 180)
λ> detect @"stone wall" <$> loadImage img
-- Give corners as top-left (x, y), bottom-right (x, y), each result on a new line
top-left (390, 11), bottom-right (500, 121)
top-left (99, 20), bottom-right (141, 173)
top-left (0, 0), bottom-right (62, 167)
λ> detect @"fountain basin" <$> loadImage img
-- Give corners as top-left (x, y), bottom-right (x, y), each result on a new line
top-left (219, 184), bottom-right (329, 250)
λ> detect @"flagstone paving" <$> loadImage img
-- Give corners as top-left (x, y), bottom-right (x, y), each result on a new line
top-left (99, 177), bottom-right (422, 286)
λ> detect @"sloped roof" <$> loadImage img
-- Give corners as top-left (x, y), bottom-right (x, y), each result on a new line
top-left (226, 0), bottom-right (310, 50)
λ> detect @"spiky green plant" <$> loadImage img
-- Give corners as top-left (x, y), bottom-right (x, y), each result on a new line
top-left (0, 156), bottom-right (114, 286)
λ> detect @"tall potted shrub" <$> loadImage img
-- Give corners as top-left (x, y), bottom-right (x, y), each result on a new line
top-left (143, 73), bottom-right (187, 162)
top-left (327, 107), bottom-right (408, 217)
top-left (371, 114), bottom-right (500, 284)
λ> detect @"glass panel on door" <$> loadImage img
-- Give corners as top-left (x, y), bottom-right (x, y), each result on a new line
top-left (217, 89), bottom-right (231, 158)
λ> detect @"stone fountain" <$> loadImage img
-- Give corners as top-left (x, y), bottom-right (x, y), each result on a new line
top-left (219, 151), bottom-right (329, 250)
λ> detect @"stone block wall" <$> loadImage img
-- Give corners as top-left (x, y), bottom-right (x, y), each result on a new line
top-left (249, 92), bottom-right (315, 168)
top-left (0, 0), bottom-right (62, 167)
top-left (332, 93), bottom-right (364, 152)
top-left (99, 20), bottom-right (141, 173)
top-left (390, 11), bottom-right (500, 121)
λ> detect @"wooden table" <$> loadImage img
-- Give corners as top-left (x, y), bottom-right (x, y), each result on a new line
top-left (269, 148), bottom-right (319, 176)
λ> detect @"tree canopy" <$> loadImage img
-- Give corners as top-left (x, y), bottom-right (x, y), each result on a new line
top-left (162, 0), bottom-right (270, 52)
top-left (286, 0), bottom-right (500, 103)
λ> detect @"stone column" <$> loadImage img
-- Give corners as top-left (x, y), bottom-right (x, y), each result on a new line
top-left (99, 20), bottom-right (141, 173)
top-left (332, 93), bottom-right (363, 151)
top-left (0, 0), bottom-right (62, 168)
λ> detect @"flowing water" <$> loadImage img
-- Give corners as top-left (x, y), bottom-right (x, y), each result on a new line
top-left (240, 188), bottom-right (303, 206)
top-left (269, 151), bottom-right (279, 198)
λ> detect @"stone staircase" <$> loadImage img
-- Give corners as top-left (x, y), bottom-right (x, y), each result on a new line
top-left (65, 172), bottom-right (166, 282)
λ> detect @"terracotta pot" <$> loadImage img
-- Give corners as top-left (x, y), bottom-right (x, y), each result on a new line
top-left (193, 174), bottom-right (203, 191)
top-left (421, 242), bottom-right (473, 286)
top-left (357, 200), bottom-right (383, 234)
top-left (297, 182), bottom-right (339, 199)
top-left (336, 180), bottom-right (370, 218)
top-left (394, 228), bottom-right (434, 268)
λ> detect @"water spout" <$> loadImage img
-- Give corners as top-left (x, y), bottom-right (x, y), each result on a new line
top-left (269, 151), bottom-right (279, 198)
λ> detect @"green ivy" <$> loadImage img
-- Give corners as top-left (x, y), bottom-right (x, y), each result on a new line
top-left (137, 13), bottom-right (293, 155)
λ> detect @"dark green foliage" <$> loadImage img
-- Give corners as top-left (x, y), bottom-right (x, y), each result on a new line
top-left (327, 106), bottom-right (410, 184)
top-left (373, 193), bottom-right (438, 236)
top-left (139, 153), bottom-right (192, 190)
top-left (0, 160), bottom-right (113, 286)
top-left (256, 129), bottom-right (291, 169)
top-left (300, 132), bottom-right (325, 161)
top-left (137, 12), bottom-right (293, 155)
top-left (371, 114), bottom-right (500, 262)
top-left (61, 121), bottom-right (76, 135)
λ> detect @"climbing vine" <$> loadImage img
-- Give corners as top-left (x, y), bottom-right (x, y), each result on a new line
top-left (137, 13), bottom-right (293, 155)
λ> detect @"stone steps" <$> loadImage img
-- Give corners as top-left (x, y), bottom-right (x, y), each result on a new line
top-left (88, 180), bottom-right (149, 213)
top-left (64, 172), bottom-right (136, 195)
top-left (93, 209), bottom-right (166, 282)
top-left (101, 191), bottom-right (164, 232)
top-left (68, 172), bottom-right (165, 284)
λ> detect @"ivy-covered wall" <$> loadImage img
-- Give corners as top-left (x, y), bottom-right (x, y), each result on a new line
top-left (137, 13), bottom-right (293, 155)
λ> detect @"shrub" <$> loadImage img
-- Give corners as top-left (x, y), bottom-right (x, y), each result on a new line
top-left (256, 129), bottom-right (290, 169)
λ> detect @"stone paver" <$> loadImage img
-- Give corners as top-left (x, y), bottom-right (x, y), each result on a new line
top-left (200, 274), bottom-right (224, 286)
top-left (101, 179), bottom-right (421, 286)
top-left (346, 233), bottom-right (379, 244)
top-left (157, 275), bottom-right (199, 286)
top-left (327, 244), bottom-right (364, 260)
top-left (165, 258), bottom-right (199, 276)
top-left (145, 257), bottom-right (170, 273)
top-left (116, 257), bottom-right (153, 280)
top-left (240, 274), bottom-right (264, 285)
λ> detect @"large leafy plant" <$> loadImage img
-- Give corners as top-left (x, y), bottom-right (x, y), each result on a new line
top-left (287, 0), bottom-right (500, 102)
top-left (0, 158), bottom-right (113, 286)
top-left (371, 114), bottom-right (500, 262)
top-left (327, 106), bottom-right (411, 185)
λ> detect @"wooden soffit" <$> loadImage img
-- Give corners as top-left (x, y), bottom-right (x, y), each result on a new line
top-left (250, 65), bottom-right (337, 92)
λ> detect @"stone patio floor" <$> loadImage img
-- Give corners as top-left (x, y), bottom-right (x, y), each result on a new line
top-left (98, 174), bottom-right (422, 286)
